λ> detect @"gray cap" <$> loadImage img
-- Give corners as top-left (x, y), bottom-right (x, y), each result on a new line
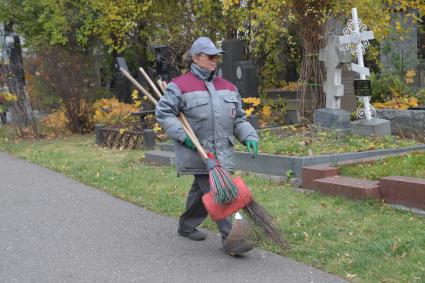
top-left (190, 37), bottom-right (224, 56)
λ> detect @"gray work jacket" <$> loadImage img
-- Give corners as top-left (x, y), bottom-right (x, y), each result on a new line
top-left (155, 63), bottom-right (258, 175)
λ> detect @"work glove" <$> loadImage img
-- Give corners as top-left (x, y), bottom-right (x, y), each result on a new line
top-left (246, 140), bottom-right (258, 157)
top-left (182, 137), bottom-right (196, 151)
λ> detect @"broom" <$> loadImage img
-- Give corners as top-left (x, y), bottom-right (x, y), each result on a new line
top-left (122, 67), bottom-right (289, 250)
top-left (154, 72), bottom-right (289, 250)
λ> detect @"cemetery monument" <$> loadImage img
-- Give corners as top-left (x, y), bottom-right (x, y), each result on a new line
top-left (315, 7), bottom-right (391, 136)
top-left (340, 8), bottom-right (391, 136)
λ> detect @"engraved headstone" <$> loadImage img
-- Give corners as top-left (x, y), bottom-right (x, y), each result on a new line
top-left (340, 66), bottom-right (357, 113)
top-left (218, 39), bottom-right (244, 83)
top-left (234, 60), bottom-right (258, 98)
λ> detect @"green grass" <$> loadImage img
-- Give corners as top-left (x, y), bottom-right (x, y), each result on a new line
top-left (235, 127), bottom-right (418, 156)
top-left (1, 127), bottom-right (425, 282)
top-left (339, 151), bottom-right (425, 180)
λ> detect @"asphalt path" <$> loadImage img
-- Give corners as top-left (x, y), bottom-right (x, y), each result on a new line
top-left (0, 152), bottom-right (346, 282)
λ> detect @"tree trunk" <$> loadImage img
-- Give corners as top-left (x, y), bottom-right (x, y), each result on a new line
top-left (3, 23), bottom-right (38, 136)
top-left (297, 32), bottom-right (326, 121)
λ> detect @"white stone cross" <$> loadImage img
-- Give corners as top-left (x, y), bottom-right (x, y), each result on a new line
top-left (339, 7), bottom-right (375, 119)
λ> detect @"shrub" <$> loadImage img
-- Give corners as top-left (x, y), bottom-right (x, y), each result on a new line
top-left (91, 98), bottom-right (139, 126)
top-left (41, 98), bottom-right (140, 136)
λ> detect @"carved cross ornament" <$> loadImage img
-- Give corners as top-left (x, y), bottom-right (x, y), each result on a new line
top-left (339, 8), bottom-right (375, 119)
top-left (338, 8), bottom-right (374, 79)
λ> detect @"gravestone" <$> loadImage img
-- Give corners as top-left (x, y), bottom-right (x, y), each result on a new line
top-left (265, 89), bottom-right (299, 124)
top-left (340, 66), bottom-right (357, 113)
top-left (234, 61), bottom-right (258, 98)
top-left (152, 45), bottom-right (180, 82)
top-left (218, 39), bottom-right (244, 82)
top-left (314, 36), bottom-right (352, 129)
top-left (113, 57), bottom-right (132, 103)
top-left (217, 39), bottom-right (258, 98)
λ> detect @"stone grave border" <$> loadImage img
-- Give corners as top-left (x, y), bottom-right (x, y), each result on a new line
top-left (234, 144), bottom-right (425, 177)
top-left (302, 163), bottom-right (425, 214)
top-left (148, 142), bottom-right (425, 178)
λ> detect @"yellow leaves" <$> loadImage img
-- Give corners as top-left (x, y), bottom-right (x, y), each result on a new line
top-left (243, 97), bottom-right (261, 117)
top-left (262, 105), bottom-right (272, 118)
top-left (0, 92), bottom-right (18, 103)
top-left (41, 109), bottom-right (71, 136)
top-left (242, 97), bottom-right (261, 106)
top-left (131, 89), bottom-right (139, 101)
top-left (405, 69), bottom-right (416, 84)
top-left (89, 0), bottom-right (149, 52)
top-left (91, 97), bottom-right (138, 125)
top-left (222, 0), bottom-right (240, 10)
top-left (395, 20), bottom-right (402, 32)
top-left (134, 101), bottom-right (142, 108)
top-left (373, 96), bottom-right (418, 110)
top-left (245, 107), bottom-right (254, 117)
top-left (153, 123), bottom-right (162, 133)
top-left (281, 81), bottom-right (300, 91)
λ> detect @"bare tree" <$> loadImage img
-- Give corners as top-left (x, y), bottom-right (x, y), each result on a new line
top-left (37, 46), bottom-right (98, 134)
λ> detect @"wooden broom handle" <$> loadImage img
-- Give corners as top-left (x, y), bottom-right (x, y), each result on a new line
top-left (119, 67), bottom-right (208, 160)
top-left (136, 66), bottom-right (207, 158)
top-left (120, 67), bottom-right (158, 104)
top-left (157, 79), bottom-right (166, 93)
top-left (139, 67), bottom-right (163, 99)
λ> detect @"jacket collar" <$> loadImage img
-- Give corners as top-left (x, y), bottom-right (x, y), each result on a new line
top-left (190, 63), bottom-right (216, 82)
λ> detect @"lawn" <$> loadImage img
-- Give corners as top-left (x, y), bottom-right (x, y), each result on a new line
top-left (339, 151), bottom-right (425, 180)
top-left (235, 126), bottom-right (418, 156)
top-left (1, 126), bottom-right (424, 283)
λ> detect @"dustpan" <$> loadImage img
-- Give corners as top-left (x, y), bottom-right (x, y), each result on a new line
top-left (222, 212), bottom-right (253, 256)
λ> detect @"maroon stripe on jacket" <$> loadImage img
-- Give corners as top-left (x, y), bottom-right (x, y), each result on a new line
top-left (172, 72), bottom-right (237, 94)
top-left (214, 76), bottom-right (237, 92)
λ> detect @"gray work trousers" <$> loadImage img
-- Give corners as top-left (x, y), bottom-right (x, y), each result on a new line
top-left (178, 175), bottom-right (232, 240)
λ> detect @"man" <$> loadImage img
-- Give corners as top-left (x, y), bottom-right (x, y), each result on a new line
top-left (155, 37), bottom-right (258, 254)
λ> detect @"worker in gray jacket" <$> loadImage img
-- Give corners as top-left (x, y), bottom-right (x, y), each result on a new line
top-left (155, 37), bottom-right (259, 250)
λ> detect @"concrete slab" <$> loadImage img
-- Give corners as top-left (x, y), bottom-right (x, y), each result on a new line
top-left (145, 150), bottom-right (175, 166)
top-left (350, 117), bottom-right (391, 136)
top-left (314, 108), bottom-right (351, 129)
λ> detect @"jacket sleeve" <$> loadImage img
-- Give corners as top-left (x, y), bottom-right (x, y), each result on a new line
top-left (155, 82), bottom-right (187, 143)
top-left (233, 91), bottom-right (259, 144)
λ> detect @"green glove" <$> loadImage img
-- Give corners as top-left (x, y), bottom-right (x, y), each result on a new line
top-left (182, 137), bottom-right (196, 151)
top-left (246, 140), bottom-right (258, 157)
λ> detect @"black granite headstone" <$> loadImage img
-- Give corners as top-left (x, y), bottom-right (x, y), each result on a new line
top-left (234, 61), bottom-right (258, 98)
top-left (217, 39), bottom-right (244, 83)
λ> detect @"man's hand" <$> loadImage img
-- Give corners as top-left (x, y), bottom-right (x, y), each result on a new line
top-left (246, 140), bottom-right (258, 157)
top-left (182, 137), bottom-right (196, 151)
